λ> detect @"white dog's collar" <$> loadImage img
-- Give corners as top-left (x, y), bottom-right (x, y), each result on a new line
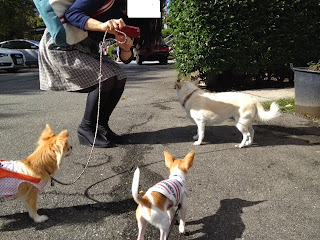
top-left (182, 89), bottom-right (199, 108)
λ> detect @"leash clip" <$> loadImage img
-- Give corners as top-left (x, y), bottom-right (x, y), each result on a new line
top-left (103, 47), bottom-right (109, 56)
top-left (100, 40), bottom-right (113, 56)
top-left (50, 177), bottom-right (55, 186)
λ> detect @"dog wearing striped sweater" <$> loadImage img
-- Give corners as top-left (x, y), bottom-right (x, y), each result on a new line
top-left (132, 151), bottom-right (195, 240)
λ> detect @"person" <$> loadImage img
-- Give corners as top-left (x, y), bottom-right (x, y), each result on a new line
top-left (38, 0), bottom-right (163, 148)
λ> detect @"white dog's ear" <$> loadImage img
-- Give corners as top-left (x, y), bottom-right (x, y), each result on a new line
top-left (164, 151), bottom-right (175, 168)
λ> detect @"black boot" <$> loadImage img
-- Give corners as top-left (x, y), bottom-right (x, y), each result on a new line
top-left (78, 84), bottom-right (113, 148)
top-left (99, 85), bottom-right (126, 144)
top-left (78, 120), bottom-right (112, 148)
top-left (98, 124), bottom-right (125, 144)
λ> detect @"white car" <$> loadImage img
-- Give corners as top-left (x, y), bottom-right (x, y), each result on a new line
top-left (0, 48), bottom-right (26, 73)
top-left (0, 39), bottom-right (39, 66)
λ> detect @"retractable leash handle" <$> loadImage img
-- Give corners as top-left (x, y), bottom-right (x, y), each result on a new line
top-left (121, 25), bottom-right (140, 39)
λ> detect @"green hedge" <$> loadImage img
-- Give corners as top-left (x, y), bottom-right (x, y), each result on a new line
top-left (168, 0), bottom-right (320, 86)
top-left (162, 28), bottom-right (173, 38)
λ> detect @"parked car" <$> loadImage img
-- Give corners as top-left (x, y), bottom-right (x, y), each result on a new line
top-left (0, 48), bottom-right (26, 72)
top-left (0, 39), bottom-right (39, 66)
top-left (133, 39), bottom-right (170, 65)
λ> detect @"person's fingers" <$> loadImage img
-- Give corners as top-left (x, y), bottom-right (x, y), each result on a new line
top-left (118, 18), bottom-right (126, 29)
top-left (111, 20), bottom-right (119, 30)
top-left (101, 19), bottom-right (126, 33)
top-left (105, 20), bottom-right (115, 32)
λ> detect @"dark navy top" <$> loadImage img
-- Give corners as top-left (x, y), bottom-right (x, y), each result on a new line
top-left (65, 0), bottom-right (127, 41)
top-left (65, 0), bottom-right (132, 63)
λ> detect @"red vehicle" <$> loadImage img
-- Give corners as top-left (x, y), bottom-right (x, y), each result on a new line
top-left (133, 39), bottom-right (170, 65)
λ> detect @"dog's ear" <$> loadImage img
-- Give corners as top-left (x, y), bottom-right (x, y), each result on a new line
top-left (57, 130), bottom-right (69, 140)
top-left (164, 151), bottom-right (175, 168)
top-left (55, 130), bottom-right (69, 168)
top-left (180, 151), bottom-right (195, 171)
top-left (176, 82), bottom-right (182, 89)
top-left (56, 130), bottom-right (69, 148)
top-left (38, 124), bottom-right (55, 144)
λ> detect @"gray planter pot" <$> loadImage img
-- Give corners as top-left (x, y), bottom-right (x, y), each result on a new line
top-left (291, 64), bottom-right (320, 118)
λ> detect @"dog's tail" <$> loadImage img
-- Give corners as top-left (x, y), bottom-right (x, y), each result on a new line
top-left (255, 100), bottom-right (281, 122)
top-left (132, 167), bottom-right (150, 207)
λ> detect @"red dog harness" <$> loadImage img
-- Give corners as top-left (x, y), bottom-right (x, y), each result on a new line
top-left (0, 160), bottom-right (47, 199)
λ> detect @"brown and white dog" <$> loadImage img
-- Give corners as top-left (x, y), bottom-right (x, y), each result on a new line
top-left (132, 151), bottom-right (195, 240)
top-left (0, 124), bottom-right (71, 222)
top-left (176, 81), bottom-right (281, 148)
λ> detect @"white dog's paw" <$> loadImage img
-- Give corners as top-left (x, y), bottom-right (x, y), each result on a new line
top-left (193, 141), bottom-right (202, 146)
top-left (235, 144), bottom-right (244, 148)
top-left (193, 134), bottom-right (199, 140)
top-left (179, 224), bottom-right (186, 234)
top-left (34, 215), bottom-right (49, 223)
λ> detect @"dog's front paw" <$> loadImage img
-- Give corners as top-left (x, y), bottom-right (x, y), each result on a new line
top-left (179, 224), bottom-right (186, 234)
top-left (193, 141), bottom-right (202, 146)
top-left (235, 144), bottom-right (244, 148)
top-left (34, 215), bottom-right (49, 223)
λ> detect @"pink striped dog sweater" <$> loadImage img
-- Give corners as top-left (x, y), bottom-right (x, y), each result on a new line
top-left (147, 174), bottom-right (186, 206)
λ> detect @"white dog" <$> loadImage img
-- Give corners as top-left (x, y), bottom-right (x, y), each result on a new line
top-left (176, 81), bottom-right (281, 148)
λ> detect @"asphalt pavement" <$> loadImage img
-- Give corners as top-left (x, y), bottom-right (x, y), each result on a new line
top-left (0, 63), bottom-right (319, 240)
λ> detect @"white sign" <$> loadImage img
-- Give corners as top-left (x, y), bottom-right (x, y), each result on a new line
top-left (127, 0), bottom-right (161, 18)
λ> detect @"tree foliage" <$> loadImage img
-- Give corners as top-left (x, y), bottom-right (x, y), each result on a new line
top-left (168, 0), bottom-right (320, 85)
top-left (0, 0), bottom-right (38, 41)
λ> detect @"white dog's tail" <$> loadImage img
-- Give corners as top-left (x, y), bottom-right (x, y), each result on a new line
top-left (255, 101), bottom-right (281, 122)
top-left (132, 167), bottom-right (141, 204)
top-left (132, 167), bottom-right (149, 207)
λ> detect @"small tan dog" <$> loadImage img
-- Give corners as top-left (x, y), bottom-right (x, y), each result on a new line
top-left (176, 81), bottom-right (281, 148)
top-left (132, 151), bottom-right (195, 240)
top-left (0, 124), bottom-right (71, 222)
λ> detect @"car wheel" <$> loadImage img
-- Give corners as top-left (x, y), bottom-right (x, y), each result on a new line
top-left (6, 69), bottom-right (19, 73)
top-left (159, 58), bottom-right (168, 65)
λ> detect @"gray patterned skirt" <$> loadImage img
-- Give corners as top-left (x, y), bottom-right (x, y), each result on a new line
top-left (39, 29), bottom-right (126, 91)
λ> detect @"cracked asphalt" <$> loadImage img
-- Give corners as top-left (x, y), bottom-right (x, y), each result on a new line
top-left (0, 62), bottom-right (319, 239)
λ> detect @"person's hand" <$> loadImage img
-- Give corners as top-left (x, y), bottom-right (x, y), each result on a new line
top-left (100, 18), bottom-right (133, 51)
top-left (100, 18), bottom-right (125, 34)
top-left (115, 32), bottom-right (133, 52)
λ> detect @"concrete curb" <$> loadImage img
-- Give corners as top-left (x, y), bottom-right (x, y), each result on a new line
top-left (241, 88), bottom-right (295, 102)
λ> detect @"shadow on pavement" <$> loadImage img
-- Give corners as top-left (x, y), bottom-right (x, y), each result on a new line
top-left (187, 198), bottom-right (265, 240)
top-left (0, 198), bottom-right (136, 231)
top-left (124, 125), bottom-right (320, 147)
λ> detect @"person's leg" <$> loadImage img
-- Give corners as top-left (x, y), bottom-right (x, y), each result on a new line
top-left (78, 77), bottom-right (118, 147)
top-left (98, 78), bottom-right (127, 143)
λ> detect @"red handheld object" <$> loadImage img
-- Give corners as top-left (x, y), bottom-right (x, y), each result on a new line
top-left (121, 25), bottom-right (140, 38)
